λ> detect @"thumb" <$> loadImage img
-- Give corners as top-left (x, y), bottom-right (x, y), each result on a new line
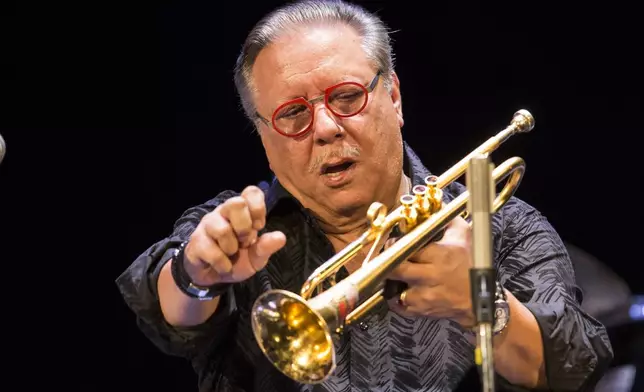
top-left (248, 231), bottom-right (286, 271)
top-left (384, 237), bottom-right (397, 250)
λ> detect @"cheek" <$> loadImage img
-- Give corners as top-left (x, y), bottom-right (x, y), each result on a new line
top-left (365, 104), bottom-right (402, 155)
top-left (352, 106), bottom-right (387, 146)
top-left (370, 99), bottom-right (399, 134)
top-left (264, 137), bottom-right (310, 176)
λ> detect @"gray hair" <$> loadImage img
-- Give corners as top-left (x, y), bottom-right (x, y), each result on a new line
top-left (233, 0), bottom-right (396, 127)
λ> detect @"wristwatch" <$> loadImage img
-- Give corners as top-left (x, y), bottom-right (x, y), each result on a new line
top-left (468, 280), bottom-right (510, 336)
top-left (170, 240), bottom-right (231, 301)
top-left (492, 281), bottom-right (510, 335)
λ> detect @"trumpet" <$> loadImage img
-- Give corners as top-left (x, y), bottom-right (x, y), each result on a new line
top-left (250, 109), bottom-right (535, 384)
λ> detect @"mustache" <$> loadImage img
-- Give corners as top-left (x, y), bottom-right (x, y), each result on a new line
top-left (308, 145), bottom-right (361, 174)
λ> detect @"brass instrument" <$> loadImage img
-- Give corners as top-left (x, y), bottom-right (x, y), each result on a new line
top-left (250, 109), bottom-right (535, 384)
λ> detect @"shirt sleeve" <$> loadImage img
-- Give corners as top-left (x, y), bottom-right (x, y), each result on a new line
top-left (115, 190), bottom-right (239, 360)
top-left (496, 198), bottom-right (614, 392)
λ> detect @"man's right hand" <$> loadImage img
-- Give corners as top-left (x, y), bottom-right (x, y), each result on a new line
top-left (183, 185), bottom-right (286, 286)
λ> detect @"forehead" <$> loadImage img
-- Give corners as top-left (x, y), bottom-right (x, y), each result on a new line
top-left (251, 24), bottom-right (373, 103)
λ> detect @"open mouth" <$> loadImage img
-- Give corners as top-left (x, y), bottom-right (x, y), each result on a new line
top-left (321, 160), bottom-right (355, 176)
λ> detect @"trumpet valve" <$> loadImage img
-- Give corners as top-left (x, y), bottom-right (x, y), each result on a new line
top-left (412, 185), bottom-right (431, 216)
top-left (399, 194), bottom-right (418, 233)
top-left (400, 194), bottom-right (415, 214)
top-left (424, 175), bottom-right (444, 213)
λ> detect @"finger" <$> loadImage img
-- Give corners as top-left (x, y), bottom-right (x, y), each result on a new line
top-left (388, 260), bottom-right (436, 286)
top-left (390, 285), bottom-right (429, 313)
top-left (203, 211), bottom-right (239, 256)
top-left (387, 286), bottom-right (421, 317)
top-left (382, 279), bottom-right (408, 300)
top-left (384, 237), bottom-right (397, 250)
top-left (407, 241), bottom-right (444, 264)
top-left (247, 231), bottom-right (287, 271)
top-left (188, 234), bottom-right (234, 275)
top-left (440, 216), bottom-right (470, 241)
top-left (241, 186), bottom-right (267, 230)
top-left (389, 302), bottom-right (416, 318)
top-left (219, 196), bottom-right (254, 241)
top-left (179, 243), bottom-right (221, 286)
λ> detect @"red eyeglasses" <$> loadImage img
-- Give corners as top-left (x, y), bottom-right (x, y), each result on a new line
top-left (255, 71), bottom-right (381, 138)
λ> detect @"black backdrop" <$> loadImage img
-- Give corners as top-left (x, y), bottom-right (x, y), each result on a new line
top-left (1, 1), bottom-right (642, 390)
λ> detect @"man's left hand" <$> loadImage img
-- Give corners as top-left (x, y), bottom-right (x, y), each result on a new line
top-left (387, 216), bottom-right (476, 327)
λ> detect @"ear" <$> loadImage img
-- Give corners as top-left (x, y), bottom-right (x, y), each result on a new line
top-left (390, 71), bottom-right (404, 128)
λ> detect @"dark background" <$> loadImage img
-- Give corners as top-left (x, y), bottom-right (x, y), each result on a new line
top-left (1, 0), bottom-right (642, 390)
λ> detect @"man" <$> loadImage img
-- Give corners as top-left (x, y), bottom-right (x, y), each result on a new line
top-left (116, 1), bottom-right (613, 391)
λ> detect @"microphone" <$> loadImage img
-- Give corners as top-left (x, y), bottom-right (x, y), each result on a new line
top-left (466, 153), bottom-right (497, 392)
top-left (0, 133), bottom-right (5, 164)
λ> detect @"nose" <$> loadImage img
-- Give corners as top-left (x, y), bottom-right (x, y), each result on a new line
top-left (311, 105), bottom-right (345, 145)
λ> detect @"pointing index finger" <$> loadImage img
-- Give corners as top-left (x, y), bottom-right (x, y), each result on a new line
top-left (241, 185), bottom-right (267, 230)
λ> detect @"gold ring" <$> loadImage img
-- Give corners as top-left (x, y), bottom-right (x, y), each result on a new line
top-left (398, 290), bottom-right (409, 308)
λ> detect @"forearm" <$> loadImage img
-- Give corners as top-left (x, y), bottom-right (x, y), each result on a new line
top-left (492, 289), bottom-right (547, 389)
top-left (157, 260), bottom-right (221, 327)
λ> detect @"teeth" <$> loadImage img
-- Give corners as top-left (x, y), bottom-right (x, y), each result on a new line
top-left (326, 172), bottom-right (342, 178)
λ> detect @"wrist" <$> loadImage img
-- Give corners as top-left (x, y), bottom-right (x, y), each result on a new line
top-left (464, 281), bottom-right (510, 336)
top-left (492, 284), bottom-right (510, 335)
top-left (491, 290), bottom-right (546, 388)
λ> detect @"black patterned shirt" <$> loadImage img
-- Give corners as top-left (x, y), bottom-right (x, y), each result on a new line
top-left (116, 142), bottom-right (613, 392)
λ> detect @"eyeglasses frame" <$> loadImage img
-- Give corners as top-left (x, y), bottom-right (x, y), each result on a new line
top-left (255, 70), bottom-right (382, 138)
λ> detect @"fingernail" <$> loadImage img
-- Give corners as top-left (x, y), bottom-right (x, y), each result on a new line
top-left (253, 219), bottom-right (264, 229)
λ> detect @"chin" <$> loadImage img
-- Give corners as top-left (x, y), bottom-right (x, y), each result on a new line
top-left (326, 189), bottom-right (373, 217)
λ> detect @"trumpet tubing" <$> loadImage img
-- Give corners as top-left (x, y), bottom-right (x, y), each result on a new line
top-left (251, 110), bottom-right (535, 384)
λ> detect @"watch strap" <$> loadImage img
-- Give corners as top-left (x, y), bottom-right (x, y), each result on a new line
top-left (467, 280), bottom-right (509, 336)
top-left (492, 280), bottom-right (509, 335)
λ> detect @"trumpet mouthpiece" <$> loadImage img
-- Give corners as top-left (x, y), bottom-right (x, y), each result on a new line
top-left (512, 110), bottom-right (535, 133)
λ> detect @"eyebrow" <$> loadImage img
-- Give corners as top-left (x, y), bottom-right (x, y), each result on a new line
top-left (271, 74), bottom-right (372, 107)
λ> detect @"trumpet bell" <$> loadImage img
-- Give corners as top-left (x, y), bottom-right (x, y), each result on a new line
top-left (251, 289), bottom-right (335, 384)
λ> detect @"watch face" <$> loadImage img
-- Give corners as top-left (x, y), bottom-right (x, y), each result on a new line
top-left (494, 301), bottom-right (509, 334)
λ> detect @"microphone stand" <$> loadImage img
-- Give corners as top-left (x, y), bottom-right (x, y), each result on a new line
top-left (466, 154), bottom-right (496, 392)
